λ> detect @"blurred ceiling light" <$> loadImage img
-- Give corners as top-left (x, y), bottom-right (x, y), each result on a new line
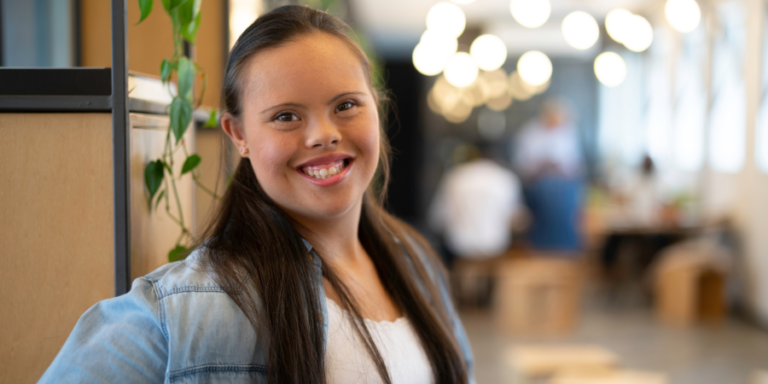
top-left (445, 52), bottom-right (479, 88)
top-left (413, 43), bottom-right (449, 76)
top-left (444, 99), bottom-right (473, 123)
top-left (470, 34), bottom-right (508, 71)
top-left (605, 8), bottom-right (632, 44)
top-left (428, 90), bottom-right (443, 114)
top-left (510, 0), bottom-right (551, 28)
top-left (485, 93), bottom-right (513, 111)
top-left (594, 52), bottom-right (627, 87)
top-left (623, 15), bottom-right (653, 52)
top-left (451, 0), bottom-right (476, 3)
top-left (427, 2), bottom-right (466, 38)
top-left (562, 11), bottom-right (599, 50)
top-left (478, 109), bottom-right (508, 139)
top-left (412, 30), bottom-right (458, 76)
top-left (508, 71), bottom-right (534, 100)
top-left (517, 51), bottom-right (552, 86)
top-left (229, 0), bottom-right (261, 49)
top-left (665, 0), bottom-right (701, 33)
top-left (478, 69), bottom-right (508, 100)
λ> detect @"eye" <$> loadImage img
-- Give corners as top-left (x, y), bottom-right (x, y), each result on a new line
top-left (336, 100), bottom-right (356, 113)
top-left (275, 112), bottom-right (299, 122)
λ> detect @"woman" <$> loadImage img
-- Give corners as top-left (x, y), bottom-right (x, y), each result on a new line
top-left (40, 5), bottom-right (474, 384)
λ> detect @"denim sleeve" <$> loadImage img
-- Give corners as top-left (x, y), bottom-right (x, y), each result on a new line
top-left (38, 278), bottom-right (168, 384)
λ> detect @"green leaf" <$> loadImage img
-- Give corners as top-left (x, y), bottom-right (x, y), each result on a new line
top-left (181, 11), bottom-right (202, 44)
top-left (181, 154), bottom-right (201, 175)
top-left (144, 160), bottom-right (164, 203)
top-left (160, 59), bottom-right (172, 84)
top-left (161, 0), bottom-right (187, 12)
top-left (177, 0), bottom-right (200, 26)
top-left (204, 110), bottom-right (217, 127)
top-left (137, 0), bottom-right (153, 24)
top-left (177, 57), bottom-right (194, 100)
top-left (154, 189), bottom-right (166, 210)
top-left (168, 245), bottom-right (188, 262)
top-left (170, 97), bottom-right (192, 144)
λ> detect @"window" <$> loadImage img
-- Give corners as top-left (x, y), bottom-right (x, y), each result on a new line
top-left (757, 3), bottom-right (768, 173)
top-left (645, 28), bottom-right (674, 168)
top-left (1, 0), bottom-right (76, 67)
top-left (673, 25), bottom-right (707, 171)
top-left (598, 52), bottom-right (644, 166)
top-left (708, 1), bottom-right (747, 174)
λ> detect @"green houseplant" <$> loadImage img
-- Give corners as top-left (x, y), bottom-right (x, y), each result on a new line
top-left (136, 0), bottom-right (220, 262)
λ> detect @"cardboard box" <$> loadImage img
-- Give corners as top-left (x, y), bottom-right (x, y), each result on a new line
top-left (654, 252), bottom-right (726, 326)
top-left (494, 257), bottom-right (583, 335)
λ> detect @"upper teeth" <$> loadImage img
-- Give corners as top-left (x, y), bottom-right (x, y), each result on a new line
top-left (303, 160), bottom-right (346, 180)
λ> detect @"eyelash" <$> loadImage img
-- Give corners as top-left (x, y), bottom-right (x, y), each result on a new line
top-left (336, 100), bottom-right (356, 112)
top-left (275, 112), bottom-right (298, 122)
top-left (272, 100), bottom-right (358, 123)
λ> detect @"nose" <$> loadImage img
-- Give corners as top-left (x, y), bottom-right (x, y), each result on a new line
top-left (305, 115), bottom-right (341, 149)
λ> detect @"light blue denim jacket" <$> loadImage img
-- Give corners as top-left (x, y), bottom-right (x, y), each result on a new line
top-left (39, 240), bottom-right (475, 383)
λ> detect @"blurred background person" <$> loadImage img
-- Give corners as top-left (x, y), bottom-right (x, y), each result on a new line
top-left (428, 144), bottom-right (523, 306)
top-left (513, 99), bottom-right (584, 253)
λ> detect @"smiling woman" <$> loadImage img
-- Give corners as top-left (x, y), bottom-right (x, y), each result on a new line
top-left (38, 5), bottom-right (474, 384)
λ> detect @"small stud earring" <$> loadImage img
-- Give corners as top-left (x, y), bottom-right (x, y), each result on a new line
top-left (240, 146), bottom-right (249, 155)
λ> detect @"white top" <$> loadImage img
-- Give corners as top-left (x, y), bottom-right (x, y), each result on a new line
top-left (514, 120), bottom-right (582, 178)
top-left (324, 297), bottom-right (433, 384)
top-left (428, 159), bottom-right (521, 258)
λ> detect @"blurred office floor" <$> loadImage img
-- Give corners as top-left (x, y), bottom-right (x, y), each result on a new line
top-left (461, 292), bottom-right (768, 384)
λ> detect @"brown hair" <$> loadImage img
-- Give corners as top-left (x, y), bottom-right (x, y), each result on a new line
top-left (199, 5), bottom-right (467, 384)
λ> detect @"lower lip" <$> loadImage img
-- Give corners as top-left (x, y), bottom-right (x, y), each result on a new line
top-left (297, 159), bottom-right (353, 187)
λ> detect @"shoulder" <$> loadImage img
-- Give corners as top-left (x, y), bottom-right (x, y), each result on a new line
top-left (135, 247), bottom-right (266, 376)
top-left (140, 247), bottom-right (226, 298)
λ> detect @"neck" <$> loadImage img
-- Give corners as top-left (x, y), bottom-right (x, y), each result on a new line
top-left (288, 198), bottom-right (367, 265)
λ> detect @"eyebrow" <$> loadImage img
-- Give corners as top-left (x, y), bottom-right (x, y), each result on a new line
top-left (259, 91), bottom-right (366, 114)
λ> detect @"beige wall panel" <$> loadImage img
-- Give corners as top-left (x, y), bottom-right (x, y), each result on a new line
top-left (126, 0), bottom-right (175, 76)
top-left (80, 0), bottom-right (226, 108)
top-left (0, 113), bottom-right (115, 383)
top-left (80, 0), bottom-right (111, 67)
top-left (130, 114), bottom-right (196, 279)
top-left (194, 128), bottom-right (239, 235)
top-left (197, 0), bottom-right (226, 108)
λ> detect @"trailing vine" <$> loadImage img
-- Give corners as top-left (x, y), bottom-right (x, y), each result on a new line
top-left (136, 0), bottom-right (220, 262)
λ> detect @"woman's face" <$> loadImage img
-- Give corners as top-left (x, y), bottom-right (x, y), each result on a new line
top-left (223, 32), bottom-right (380, 224)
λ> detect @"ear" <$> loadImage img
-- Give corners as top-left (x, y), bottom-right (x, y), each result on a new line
top-left (221, 112), bottom-right (247, 150)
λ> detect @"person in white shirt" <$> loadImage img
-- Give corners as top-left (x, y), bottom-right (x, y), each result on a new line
top-left (428, 148), bottom-right (522, 305)
top-left (514, 99), bottom-right (583, 181)
top-left (428, 157), bottom-right (522, 259)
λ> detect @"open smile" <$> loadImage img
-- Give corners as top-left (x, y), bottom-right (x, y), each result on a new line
top-left (295, 154), bottom-right (354, 187)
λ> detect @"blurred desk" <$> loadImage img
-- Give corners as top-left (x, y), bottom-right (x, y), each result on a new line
top-left (599, 222), bottom-right (703, 297)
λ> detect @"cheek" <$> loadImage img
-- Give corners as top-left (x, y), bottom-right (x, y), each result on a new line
top-left (358, 114), bottom-right (381, 166)
top-left (248, 132), bottom-right (294, 182)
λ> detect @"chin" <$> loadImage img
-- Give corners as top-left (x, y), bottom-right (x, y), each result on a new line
top-left (278, 193), bottom-right (363, 223)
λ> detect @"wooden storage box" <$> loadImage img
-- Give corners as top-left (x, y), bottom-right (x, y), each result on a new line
top-left (494, 257), bottom-right (583, 335)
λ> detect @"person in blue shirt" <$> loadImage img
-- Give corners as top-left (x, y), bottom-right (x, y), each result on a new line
top-left (39, 5), bottom-right (474, 384)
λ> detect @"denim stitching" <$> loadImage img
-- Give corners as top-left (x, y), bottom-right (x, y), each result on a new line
top-left (169, 364), bottom-right (267, 382)
top-left (152, 280), bottom-right (170, 341)
top-left (158, 286), bottom-right (225, 299)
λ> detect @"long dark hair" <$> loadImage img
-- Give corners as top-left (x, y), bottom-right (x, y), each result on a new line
top-left (198, 5), bottom-right (467, 384)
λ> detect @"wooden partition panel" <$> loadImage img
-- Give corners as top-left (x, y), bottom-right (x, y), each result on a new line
top-left (80, 0), bottom-right (226, 108)
top-left (129, 113), bottom-right (196, 279)
top-left (0, 113), bottom-right (115, 383)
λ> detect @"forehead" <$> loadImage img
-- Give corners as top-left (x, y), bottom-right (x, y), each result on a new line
top-left (240, 32), bottom-right (370, 109)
